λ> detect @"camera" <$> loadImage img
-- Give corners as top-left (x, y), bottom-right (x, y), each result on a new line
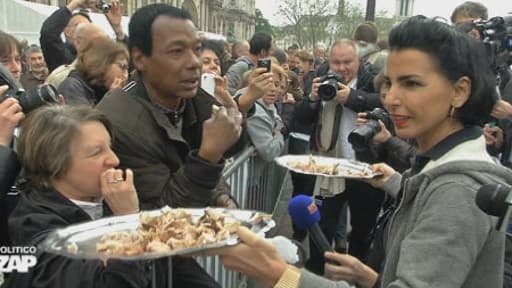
top-left (96, 0), bottom-right (111, 13)
top-left (459, 16), bottom-right (512, 78)
top-left (318, 73), bottom-right (343, 101)
top-left (257, 59), bottom-right (271, 72)
top-left (348, 108), bottom-right (392, 150)
top-left (0, 63), bottom-right (59, 114)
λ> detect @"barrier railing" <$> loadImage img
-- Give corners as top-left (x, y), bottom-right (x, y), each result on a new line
top-left (196, 146), bottom-right (287, 288)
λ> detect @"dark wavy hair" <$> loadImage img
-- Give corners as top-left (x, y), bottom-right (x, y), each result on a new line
top-left (388, 15), bottom-right (497, 126)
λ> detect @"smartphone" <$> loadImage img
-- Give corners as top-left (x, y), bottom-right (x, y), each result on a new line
top-left (201, 73), bottom-right (216, 96)
top-left (257, 59), bottom-right (271, 73)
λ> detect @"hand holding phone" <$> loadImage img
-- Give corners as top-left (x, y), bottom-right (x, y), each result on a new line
top-left (257, 59), bottom-right (271, 73)
top-left (201, 73), bottom-right (216, 97)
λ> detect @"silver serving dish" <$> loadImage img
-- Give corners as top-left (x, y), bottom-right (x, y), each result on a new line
top-left (40, 207), bottom-right (275, 261)
top-left (275, 154), bottom-right (381, 179)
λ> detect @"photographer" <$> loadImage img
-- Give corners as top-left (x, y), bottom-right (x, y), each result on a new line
top-left (0, 85), bottom-right (24, 247)
top-left (40, 0), bottom-right (127, 72)
top-left (295, 39), bottom-right (384, 274)
top-left (352, 71), bottom-right (415, 173)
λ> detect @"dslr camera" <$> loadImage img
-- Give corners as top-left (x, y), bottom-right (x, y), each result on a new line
top-left (318, 73), bottom-right (343, 101)
top-left (348, 108), bottom-right (392, 150)
top-left (459, 16), bottom-right (512, 77)
top-left (96, 0), bottom-right (111, 13)
top-left (0, 63), bottom-right (59, 114)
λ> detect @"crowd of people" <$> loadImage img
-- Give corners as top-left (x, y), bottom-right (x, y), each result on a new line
top-left (0, 0), bottom-right (511, 287)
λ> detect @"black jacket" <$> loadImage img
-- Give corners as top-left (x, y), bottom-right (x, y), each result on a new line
top-left (0, 146), bottom-right (20, 247)
top-left (4, 186), bottom-right (151, 288)
top-left (96, 74), bottom-right (248, 209)
top-left (58, 70), bottom-right (108, 106)
top-left (295, 61), bottom-right (382, 151)
top-left (40, 7), bottom-right (77, 72)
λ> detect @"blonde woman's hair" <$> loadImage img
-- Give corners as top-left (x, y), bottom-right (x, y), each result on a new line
top-left (76, 37), bottom-right (128, 87)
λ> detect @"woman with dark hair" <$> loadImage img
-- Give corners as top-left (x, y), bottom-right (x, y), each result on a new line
top-left (201, 39), bottom-right (224, 76)
top-left (204, 16), bottom-right (512, 288)
top-left (5, 105), bottom-right (149, 288)
top-left (58, 37), bottom-right (129, 106)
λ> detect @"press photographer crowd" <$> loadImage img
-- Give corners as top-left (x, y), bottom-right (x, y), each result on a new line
top-left (0, 0), bottom-right (512, 287)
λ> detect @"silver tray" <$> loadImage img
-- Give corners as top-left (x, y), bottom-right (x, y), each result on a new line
top-left (40, 207), bottom-right (275, 260)
top-left (275, 154), bottom-right (380, 179)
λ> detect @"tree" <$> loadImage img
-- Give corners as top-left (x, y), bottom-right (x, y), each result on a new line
top-left (276, 0), bottom-right (336, 49)
top-left (332, 2), bottom-right (365, 40)
top-left (255, 9), bottom-right (274, 36)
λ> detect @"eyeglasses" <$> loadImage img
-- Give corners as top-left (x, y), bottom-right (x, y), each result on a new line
top-left (114, 62), bottom-right (129, 71)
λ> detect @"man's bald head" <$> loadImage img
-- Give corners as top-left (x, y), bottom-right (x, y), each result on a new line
top-left (73, 23), bottom-right (108, 53)
top-left (232, 40), bottom-right (250, 59)
top-left (64, 13), bottom-right (91, 41)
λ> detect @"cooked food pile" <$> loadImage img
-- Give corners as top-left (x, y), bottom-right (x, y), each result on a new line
top-left (94, 208), bottom-right (239, 256)
top-left (287, 155), bottom-right (370, 177)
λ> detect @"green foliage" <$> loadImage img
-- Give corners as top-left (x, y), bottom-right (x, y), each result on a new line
top-left (255, 8), bottom-right (274, 36)
top-left (274, 0), bottom-right (398, 50)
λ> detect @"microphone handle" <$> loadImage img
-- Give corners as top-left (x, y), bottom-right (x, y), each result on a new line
top-left (309, 224), bottom-right (334, 254)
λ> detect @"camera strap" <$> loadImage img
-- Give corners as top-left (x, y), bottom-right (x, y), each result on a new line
top-left (315, 103), bottom-right (343, 152)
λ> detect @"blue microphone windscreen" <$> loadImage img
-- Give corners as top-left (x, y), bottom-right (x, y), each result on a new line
top-left (288, 195), bottom-right (321, 230)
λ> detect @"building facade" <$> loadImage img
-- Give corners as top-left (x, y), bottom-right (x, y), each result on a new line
top-left (27, 0), bottom-right (256, 40)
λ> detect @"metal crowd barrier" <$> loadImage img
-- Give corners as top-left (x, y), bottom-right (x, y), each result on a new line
top-left (196, 146), bottom-right (287, 288)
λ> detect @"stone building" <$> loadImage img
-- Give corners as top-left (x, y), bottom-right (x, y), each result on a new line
top-left (27, 0), bottom-right (256, 40)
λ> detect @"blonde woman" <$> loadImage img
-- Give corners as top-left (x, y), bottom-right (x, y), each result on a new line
top-left (58, 38), bottom-right (129, 106)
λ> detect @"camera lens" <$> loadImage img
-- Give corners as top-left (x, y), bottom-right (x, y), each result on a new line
top-left (318, 79), bottom-right (338, 101)
top-left (348, 120), bottom-right (381, 150)
top-left (16, 85), bottom-right (59, 114)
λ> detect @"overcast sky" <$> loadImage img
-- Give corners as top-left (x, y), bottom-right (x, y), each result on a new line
top-left (256, 0), bottom-right (512, 26)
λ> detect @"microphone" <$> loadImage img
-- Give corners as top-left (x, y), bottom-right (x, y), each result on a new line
top-left (476, 184), bottom-right (512, 232)
top-left (288, 195), bottom-right (334, 254)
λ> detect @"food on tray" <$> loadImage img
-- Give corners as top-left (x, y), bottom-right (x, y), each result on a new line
top-left (287, 155), bottom-right (370, 177)
top-left (94, 207), bottom-right (240, 256)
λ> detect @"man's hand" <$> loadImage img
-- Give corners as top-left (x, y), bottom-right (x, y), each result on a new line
top-left (0, 86), bottom-right (24, 147)
top-left (484, 123), bottom-right (504, 149)
top-left (199, 90), bottom-right (243, 163)
top-left (491, 100), bottom-right (512, 120)
top-left (105, 1), bottom-right (125, 40)
top-left (309, 77), bottom-right (322, 102)
top-left (357, 113), bottom-right (392, 144)
top-left (100, 168), bottom-right (139, 215)
top-left (237, 68), bottom-right (273, 113)
top-left (334, 82), bottom-right (351, 105)
top-left (324, 252), bottom-right (378, 288)
top-left (247, 68), bottom-right (274, 99)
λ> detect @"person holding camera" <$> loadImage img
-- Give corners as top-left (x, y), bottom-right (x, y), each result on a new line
top-left (40, 0), bottom-right (127, 73)
top-left (225, 32), bottom-right (273, 95)
top-left (0, 85), bottom-right (24, 248)
top-left (295, 39), bottom-right (384, 274)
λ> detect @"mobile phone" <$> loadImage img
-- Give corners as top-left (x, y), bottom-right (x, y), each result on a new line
top-left (257, 59), bottom-right (271, 73)
top-left (200, 73), bottom-right (216, 96)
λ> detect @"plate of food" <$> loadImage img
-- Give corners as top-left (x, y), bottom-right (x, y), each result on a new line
top-left (40, 207), bottom-right (274, 260)
top-left (275, 154), bottom-right (381, 179)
